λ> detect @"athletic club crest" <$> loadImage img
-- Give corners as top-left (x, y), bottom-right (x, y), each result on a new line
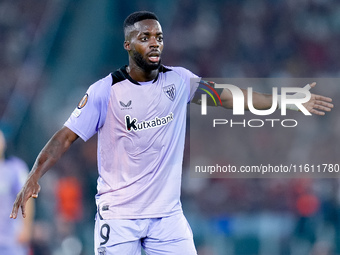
top-left (98, 247), bottom-right (106, 255)
top-left (163, 84), bottom-right (176, 101)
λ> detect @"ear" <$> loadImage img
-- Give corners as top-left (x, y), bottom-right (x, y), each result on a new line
top-left (124, 41), bottom-right (131, 51)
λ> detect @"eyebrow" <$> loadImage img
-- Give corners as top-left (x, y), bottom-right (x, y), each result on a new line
top-left (139, 31), bottom-right (163, 36)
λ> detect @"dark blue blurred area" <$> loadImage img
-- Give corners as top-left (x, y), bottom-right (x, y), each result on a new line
top-left (1, 0), bottom-right (339, 254)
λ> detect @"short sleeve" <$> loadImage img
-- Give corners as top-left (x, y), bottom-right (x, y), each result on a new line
top-left (64, 74), bottom-right (112, 141)
top-left (169, 67), bottom-right (201, 103)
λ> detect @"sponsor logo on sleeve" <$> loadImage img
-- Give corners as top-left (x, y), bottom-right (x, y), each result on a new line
top-left (97, 247), bottom-right (106, 255)
top-left (71, 93), bottom-right (88, 118)
top-left (77, 93), bottom-right (88, 109)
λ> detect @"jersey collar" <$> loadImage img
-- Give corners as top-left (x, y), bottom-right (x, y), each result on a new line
top-left (119, 65), bottom-right (171, 85)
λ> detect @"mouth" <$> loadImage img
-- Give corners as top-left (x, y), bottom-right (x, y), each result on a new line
top-left (148, 51), bottom-right (161, 63)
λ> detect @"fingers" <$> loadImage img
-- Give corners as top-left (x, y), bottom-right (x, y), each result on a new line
top-left (314, 94), bottom-right (333, 103)
top-left (21, 203), bottom-right (26, 218)
top-left (309, 107), bottom-right (326, 116)
top-left (306, 89), bottom-right (334, 115)
top-left (10, 186), bottom-right (40, 219)
top-left (307, 96), bottom-right (334, 115)
top-left (10, 208), bottom-right (18, 219)
top-left (10, 196), bottom-right (32, 219)
top-left (314, 105), bottom-right (333, 113)
top-left (10, 196), bottom-right (23, 219)
top-left (307, 82), bottom-right (334, 109)
top-left (312, 95), bottom-right (334, 111)
top-left (308, 83), bottom-right (333, 107)
top-left (304, 82), bottom-right (315, 90)
top-left (314, 100), bottom-right (334, 110)
top-left (31, 185), bottom-right (41, 199)
top-left (309, 108), bottom-right (326, 115)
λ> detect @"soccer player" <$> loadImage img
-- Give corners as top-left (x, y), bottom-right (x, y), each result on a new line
top-left (10, 11), bottom-right (333, 255)
top-left (0, 130), bottom-right (34, 255)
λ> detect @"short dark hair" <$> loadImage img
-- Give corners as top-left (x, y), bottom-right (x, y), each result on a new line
top-left (124, 11), bottom-right (159, 30)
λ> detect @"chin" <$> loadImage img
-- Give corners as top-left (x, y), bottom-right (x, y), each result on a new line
top-left (144, 62), bottom-right (161, 71)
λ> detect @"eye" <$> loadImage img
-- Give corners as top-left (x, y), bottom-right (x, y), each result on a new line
top-left (140, 37), bottom-right (148, 42)
top-left (157, 36), bottom-right (163, 42)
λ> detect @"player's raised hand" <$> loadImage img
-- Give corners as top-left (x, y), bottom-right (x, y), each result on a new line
top-left (10, 176), bottom-right (40, 219)
top-left (303, 82), bottom-right (333, 115)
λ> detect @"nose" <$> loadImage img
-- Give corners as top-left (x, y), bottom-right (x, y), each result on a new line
top-left (149, 36), bottom-right (160, 48)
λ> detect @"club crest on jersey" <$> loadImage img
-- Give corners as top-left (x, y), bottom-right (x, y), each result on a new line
top-left (119, 100), bottom-right (132, 110)
top-left (163, 84), bottom-right (176, 101)
top-left (97, 247), bottom-right (106, 255)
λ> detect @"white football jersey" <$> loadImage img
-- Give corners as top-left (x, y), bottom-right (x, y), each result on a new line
top-left (65, 65), bottom-right (200, 219)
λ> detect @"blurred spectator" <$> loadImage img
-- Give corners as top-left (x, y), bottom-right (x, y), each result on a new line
top-left (0, 130), bottom-right (34, 255)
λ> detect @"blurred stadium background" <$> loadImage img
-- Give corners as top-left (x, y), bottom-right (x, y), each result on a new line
top-left (1, 0), bottom-right (340, 254)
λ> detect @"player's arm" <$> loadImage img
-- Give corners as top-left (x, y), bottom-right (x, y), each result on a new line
top-left (10, 126), bottom-right (78, 219)
top-left (219, 87), bottom-right (273, 110)
top-left (219, 82), bottom-right (333, 115)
